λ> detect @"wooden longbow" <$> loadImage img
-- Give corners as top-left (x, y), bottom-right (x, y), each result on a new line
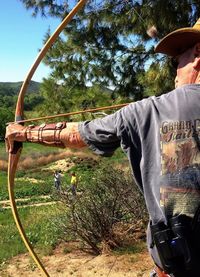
top-left (7, 1), bottom-right (87, 276)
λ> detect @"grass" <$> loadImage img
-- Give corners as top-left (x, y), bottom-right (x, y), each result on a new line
top-left (0, 144), bottom-right (99, 264)
top-left (0, 141), bottom-right (134, 269)
top-left (0, 171), bottom-right (7, 193)
top-left (113, 241), bottom-right (146, 256)
top-left (0, 170), bottom-right (53, 201)
top-left (0, 205), bottom-right (64, 265)
top-left (0, 141), bottom-right (126, 161)
top-left (0, 195), bottom-right (53, 209)
top-left (0, 141), bottom-right (65, 161)
top-left (0, 142), bottom-right (6, 160)
top-left (21, 143), bottom-right (64, 156)
top-left (0, 141), bottom-right (61, 155)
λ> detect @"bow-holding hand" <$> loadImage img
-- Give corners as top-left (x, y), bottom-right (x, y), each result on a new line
top-left (5, 123), bottom-right (27, 153)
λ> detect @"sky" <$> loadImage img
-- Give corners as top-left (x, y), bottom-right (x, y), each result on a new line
top-left (0, 0), bottom-right (62, 82)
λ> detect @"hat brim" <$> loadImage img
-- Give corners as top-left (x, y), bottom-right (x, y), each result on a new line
top-left (155, 27), bottom-right (200, 56)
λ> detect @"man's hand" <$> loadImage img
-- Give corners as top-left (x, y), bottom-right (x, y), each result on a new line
top-left (5, 124), bottom-right (27, 153)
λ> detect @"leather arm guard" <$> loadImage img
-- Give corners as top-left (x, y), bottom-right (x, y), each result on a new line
top-left (26, 122), bottom-right (66, 148)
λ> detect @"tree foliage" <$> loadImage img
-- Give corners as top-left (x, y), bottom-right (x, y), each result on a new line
top-left (19, 0), bottom-right (200, 114)
top-left (38, 77), bottom-right (116, 115)
top-left (0, 108), bottom-right (14, 140)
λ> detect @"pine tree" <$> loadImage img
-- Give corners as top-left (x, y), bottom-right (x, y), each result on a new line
top-left (19, 0), bottom-right (200, 114)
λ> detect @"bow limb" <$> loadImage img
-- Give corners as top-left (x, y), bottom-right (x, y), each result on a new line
top-left (7, 1), bottom-right (87, 276)
top-left (8, 148), bottom-right (50, 276)
top-left (15, 0), bottom-right (87, 121)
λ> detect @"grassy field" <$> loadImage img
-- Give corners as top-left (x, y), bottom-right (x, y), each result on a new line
top-left (0, 171), bottom-right (53, 201)
top-left (0, 141), bottom-right (128, 266)
top-left (0, 205), bottom-right (64, 265)
top-left (0, 141), bottom-right (64, 160)
top-left (0, 142), bottom-right (69, 265)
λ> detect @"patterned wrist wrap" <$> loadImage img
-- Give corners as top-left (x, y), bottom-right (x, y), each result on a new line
top-left (26, 122), bottom-right (66, 147)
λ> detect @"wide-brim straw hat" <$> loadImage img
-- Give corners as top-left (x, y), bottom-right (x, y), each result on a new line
top-left (155, 18), bottom-right (200, 56)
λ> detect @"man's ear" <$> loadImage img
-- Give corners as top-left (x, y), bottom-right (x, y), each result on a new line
top-left (195, 43), bottom-right (200, 54)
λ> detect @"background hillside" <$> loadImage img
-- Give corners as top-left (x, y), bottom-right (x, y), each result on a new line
top-left (0, 80), bottom-right (41, 96)
top-left (0, 81), bottom-right (42, 140)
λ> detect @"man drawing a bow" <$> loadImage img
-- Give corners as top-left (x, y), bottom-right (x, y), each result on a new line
top-left (6, 19), bottom-right (200, 277)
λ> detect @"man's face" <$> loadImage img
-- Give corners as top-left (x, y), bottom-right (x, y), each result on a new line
top-left (174, 46), bottom-right (195, 88)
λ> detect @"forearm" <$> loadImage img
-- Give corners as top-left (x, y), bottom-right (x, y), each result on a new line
top-left (26, 122), bottom-right (86, 148)
top-left (60, 122), bottom-right (86, 148)
top-left (5, 121), bottom-right (87, 153)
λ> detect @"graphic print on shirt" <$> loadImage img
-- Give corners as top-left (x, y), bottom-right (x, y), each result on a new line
top-left (160, 119), bottom-right (200, 218)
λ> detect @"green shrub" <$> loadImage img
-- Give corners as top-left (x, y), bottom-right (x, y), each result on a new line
top-left (53, 162), bottom-right (148, 254)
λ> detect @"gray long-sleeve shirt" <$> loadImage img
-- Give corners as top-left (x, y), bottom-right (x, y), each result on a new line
top-left (79, 84), bottom-right (200, 267)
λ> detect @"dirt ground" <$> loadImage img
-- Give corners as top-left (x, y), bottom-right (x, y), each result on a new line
top-left (0, 242), bottom-right (154, 277)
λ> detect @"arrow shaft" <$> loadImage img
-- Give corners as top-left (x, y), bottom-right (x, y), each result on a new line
top-left (9, 103), bottom-right (129, 124)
